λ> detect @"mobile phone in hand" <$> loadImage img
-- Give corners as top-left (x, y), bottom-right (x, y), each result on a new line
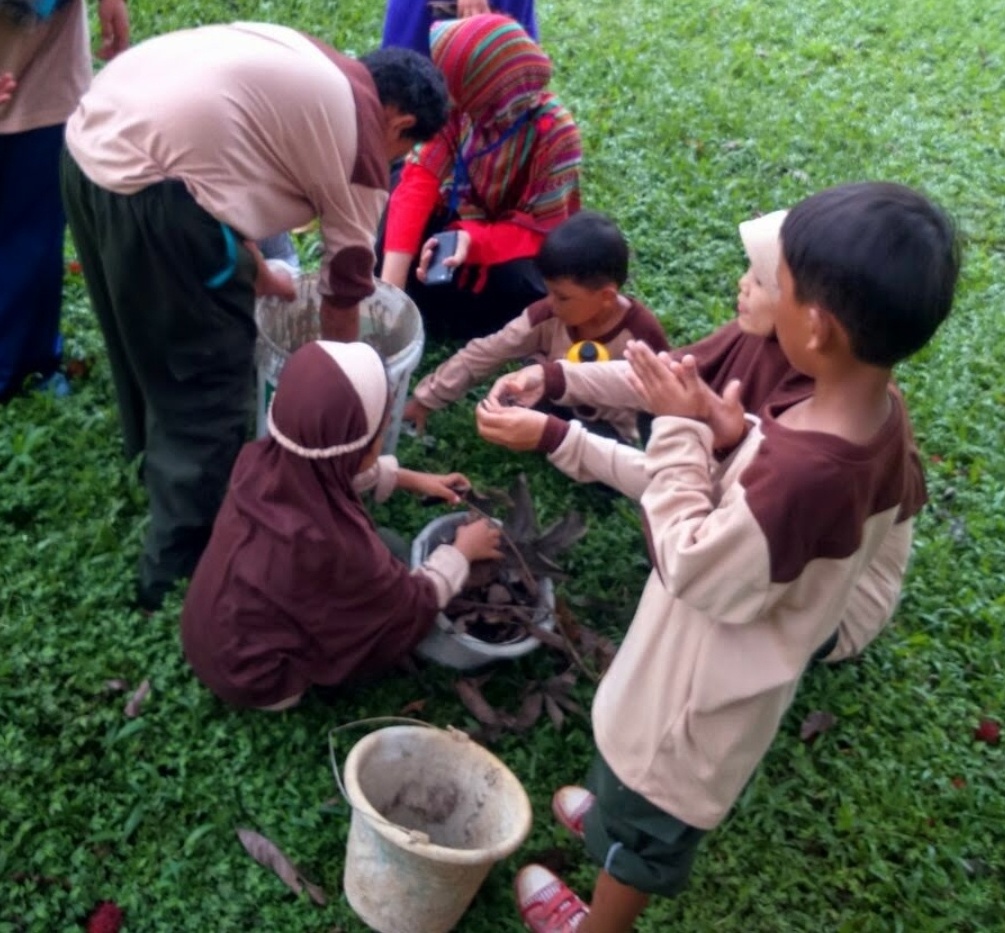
top-left (425, 230), bottom-right (459, 286)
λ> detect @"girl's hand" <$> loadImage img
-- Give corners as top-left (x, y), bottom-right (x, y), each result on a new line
top-left (476, 399), bottom-right (548, 451)
top-left (399, 469), bottom-right (470, 504)
top-left (416, 230), bottom-right (471, 283)
top-left (453, 517), bottom-right (503, 563)
top-left (486, 365), bottom-right (545, 408)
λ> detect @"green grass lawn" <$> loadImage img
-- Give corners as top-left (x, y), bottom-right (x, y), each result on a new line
top-left (2, 0), bottom-right (1003, 929)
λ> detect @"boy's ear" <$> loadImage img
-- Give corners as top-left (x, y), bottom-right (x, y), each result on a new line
top-left (806, 305), bottom-right (831, 352)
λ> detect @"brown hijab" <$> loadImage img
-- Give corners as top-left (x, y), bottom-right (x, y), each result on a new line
top-left (181, 342), bottom-right (441, 708)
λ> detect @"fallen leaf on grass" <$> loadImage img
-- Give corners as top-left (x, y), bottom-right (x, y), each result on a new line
top-left (544, 694), bottom-right (565, 730)
top-left (399, 698), bottom-right (428, 715)
top-left (124, 679), bottom-right (151, 718)
top-left (236, 828), bottom-right (327, 906)
top-left (800, 710), bottom-right (837, 742)
top-left (455, 678), bottom-right (501, 726)
top-left (85, 901), bottom-right (124, 933)
top-left (973, 717), bottom-right (1001, 745)
top-left (64, 357), bottom-right (93, 380)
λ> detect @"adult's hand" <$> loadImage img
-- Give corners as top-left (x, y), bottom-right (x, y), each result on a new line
top-left (320, 297), bottom-right (360, 342)
top-left (475, 398), bottom-right (548, 452)
top-left (0, 73), bottom-right (16, 105)
top-left (416, 230), bottom-right (470, 283)
top-left (97, 0), bottom-right (130, 61)
top-left (486, 364), bottom-right (545, 407)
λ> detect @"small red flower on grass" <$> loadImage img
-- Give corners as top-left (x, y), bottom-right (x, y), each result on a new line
top-left (973, 718), bottom-right (1001, 746)
top-left (950, 776), bottom-right (967, 789)
top-left (68, 260), bottom-right (83, 275)
top-left (85, 901), bottom-right (123, 933)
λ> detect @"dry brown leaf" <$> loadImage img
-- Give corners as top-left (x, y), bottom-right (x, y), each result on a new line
top-left (236, 828), bottom-right (327, 906)
top-left (124, 679), bottom-right (151, 718)
top-left (399, 698), bottom-right (428, 715)
top-left (455, 679), bottom-right (501, 726)
top-left (544, 695), bottom-right (565, 731)
top-left (512, 691), bottom-right (544, 732)
top-left (800, 710), bottom-right (837, 742)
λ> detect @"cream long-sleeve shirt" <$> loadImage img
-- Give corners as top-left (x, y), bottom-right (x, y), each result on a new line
top-left (541, 395), bottom-right (925, 829)
top-left (65, 22), bottom-right (388, 308)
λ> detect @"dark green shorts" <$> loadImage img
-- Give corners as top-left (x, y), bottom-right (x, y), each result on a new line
top-left (583, 753), bottom-right (706, 897)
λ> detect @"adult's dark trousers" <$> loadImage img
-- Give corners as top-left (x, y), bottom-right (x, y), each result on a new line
top-left (60, 149), bottom-right (257, 609)
top-left (0, 124), bottom-right (65, 401)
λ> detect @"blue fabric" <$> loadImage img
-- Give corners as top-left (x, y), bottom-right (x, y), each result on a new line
top-left (0, 124), bottom-right (65, 400)
top-left (381, 0), bottom-right (538, 56)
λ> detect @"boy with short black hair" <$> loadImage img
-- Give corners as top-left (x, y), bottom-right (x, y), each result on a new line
top-left (478, 182), bottom-right (959, 932)
top-left (403, 211), bottom-right (669, 440)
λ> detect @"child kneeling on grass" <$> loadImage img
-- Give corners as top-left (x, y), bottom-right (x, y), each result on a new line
top-left (181, 341), bottom-right (501, 711)
top-left (477, 182), bottom-right (959, 931)
top-left (403, 211), bottom-right (670, 441)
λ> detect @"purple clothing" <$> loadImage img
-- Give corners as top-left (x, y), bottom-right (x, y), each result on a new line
top-left (381, 0), bottom-right (538, 56)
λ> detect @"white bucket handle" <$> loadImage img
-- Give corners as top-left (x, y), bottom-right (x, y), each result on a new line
top-left (328, 716), bottom-right (471, 847)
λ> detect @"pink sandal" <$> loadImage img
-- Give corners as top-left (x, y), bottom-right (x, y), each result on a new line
top-left (515, 864), bottom-right (589, 932)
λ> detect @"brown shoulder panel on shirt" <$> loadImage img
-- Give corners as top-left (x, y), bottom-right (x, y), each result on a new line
top-left (303, 35), bottom-right (389, 192)
top-left (741, 395), bottom-right (926, 584)
top-left (526, 297), bottom-right (556, 328)
top-left (620, 298), bottom-right (671, 351)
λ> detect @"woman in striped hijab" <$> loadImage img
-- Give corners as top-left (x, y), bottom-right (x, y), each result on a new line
top-left (380, 14), bottom-right (581, 341)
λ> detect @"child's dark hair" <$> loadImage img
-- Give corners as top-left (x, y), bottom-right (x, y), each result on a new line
top-left (782, 182), bottom-right (960, 367)
top-left (536, 211), bottom-right (630, 288)
top-left (360, 48), bottom-right (449, 142)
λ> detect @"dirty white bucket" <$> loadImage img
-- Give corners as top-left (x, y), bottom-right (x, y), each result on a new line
top-left (331, 720), bottom-right (532, 933)
top-left (412, 513), bottom-right (556, 670)
top-left (255, 274), bottom-right (424, 455)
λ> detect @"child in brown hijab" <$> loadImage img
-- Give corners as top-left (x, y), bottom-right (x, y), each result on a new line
top-left (181, 340), bottom-right (501, 710)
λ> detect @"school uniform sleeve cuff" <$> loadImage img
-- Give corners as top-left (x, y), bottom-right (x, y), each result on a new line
top-left (542, 361), bottom-right (566, 400)
top-left (536, 415), bottom-right (570, 454)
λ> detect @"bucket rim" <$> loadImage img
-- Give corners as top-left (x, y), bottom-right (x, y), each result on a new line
top-left (255, 275), bottom-right (423, 369)
top-left (341, 725), bottom-right (533, 866)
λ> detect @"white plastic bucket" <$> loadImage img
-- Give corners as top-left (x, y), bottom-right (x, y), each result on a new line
top-left (255, 275), bottom-right (424, 455)
top-left (332, 721), bottom-right (532, 933)
top-left (411, 513), bottom-right (556, 670)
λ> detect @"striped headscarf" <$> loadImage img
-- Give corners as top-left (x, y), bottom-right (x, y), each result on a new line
top-left (413, 14), bottom-right (581, 230)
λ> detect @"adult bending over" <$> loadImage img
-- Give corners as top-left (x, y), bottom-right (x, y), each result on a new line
top-left (61, 24), bottom-right (448, 609)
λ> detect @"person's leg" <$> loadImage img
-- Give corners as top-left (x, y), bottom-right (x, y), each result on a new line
top-left (133, 186), bottom-right (257, 607)
top-left (0, 124), bottom-right (66, 401)
top-left (60, 148), bottom-right (146, 458)
top-left (381, 0), bottom-right (433, 55)
top-left (579, 873), bottom-right (648, 933)
top-left (64, 169), bottom-right (257, 607)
